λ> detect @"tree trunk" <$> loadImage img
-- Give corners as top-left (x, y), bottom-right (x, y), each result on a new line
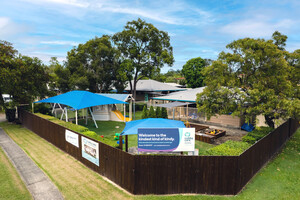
top-left (264, 115), bottom-right (275, 129)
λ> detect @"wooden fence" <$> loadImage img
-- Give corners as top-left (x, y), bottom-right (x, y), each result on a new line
top-left (18, 109), bottom-right (299, 195)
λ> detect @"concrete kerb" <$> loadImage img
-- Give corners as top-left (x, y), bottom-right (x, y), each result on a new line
top-left (0, 127), bottom-right (64, 200)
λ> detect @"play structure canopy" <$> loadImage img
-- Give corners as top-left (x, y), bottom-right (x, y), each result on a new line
top-left (121, 118), bottom-right (186, 136)
top-left (35, 90), bottom-right (127, 110)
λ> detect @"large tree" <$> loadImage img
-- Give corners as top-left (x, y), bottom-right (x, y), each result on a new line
top-left (66, 35), bottom-right (123, 93)
top-left (197, 32), bottom-right (299, 128)
top-left (182, 57), bottom-right (207, 88)
top-left (0, 41), bottom-right (49, 107)
top-left (112, 18), bottom-right (174, 100)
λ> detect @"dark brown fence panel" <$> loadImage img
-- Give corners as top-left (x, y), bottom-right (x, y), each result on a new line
top-left (133, 155), bottom-right (239, 195)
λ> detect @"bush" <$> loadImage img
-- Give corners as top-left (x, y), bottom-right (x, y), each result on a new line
top-left (156, 107), bottom-right (161, 118)
top-left (161, 107), bottom-right (168, 119)
top-left (142, 105), bottom-right (148, 119)
top-left (242, 135), bottom-right (257, 144)
top-left (242, 126), bottom-right (274, 144)
top-left (34, 103), bottom-right (52, 115)
top-left (205, 140), bottom-right (251, 156)
top-left (135, 103), bottom-right (147, 111)
top-left (148, 106), bottom-right (156, 118)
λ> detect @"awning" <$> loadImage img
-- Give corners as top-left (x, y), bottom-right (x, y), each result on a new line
top-left (35, 90), bottom-right (127, 110)
top-left (121, 118), bottom-right (186, 136)
top-left (155, 102), bottom-right (192, 108)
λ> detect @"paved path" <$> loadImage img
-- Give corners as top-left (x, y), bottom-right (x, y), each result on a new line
top-left (0, 123), bottom-right (64, 200)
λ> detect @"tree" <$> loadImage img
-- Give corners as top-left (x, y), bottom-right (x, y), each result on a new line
top-left (66, 36), bottom-right (123, 93)
top-left (197, 32), bottom-right (298, 128)
top-left (0, 41), bottom-right (49, 107)
top-left (148, 106), bottom-right (156, 118)
top-left (113, 18), bottom-right (174, 101)
top-left (161, 107), bottom-right (168, 119)
top-left (182, 57), bottom-right (207, 88)
top-left (155, 107), bottom-right (161, 118)
top-left (142, 105), bottom-right (148, 119)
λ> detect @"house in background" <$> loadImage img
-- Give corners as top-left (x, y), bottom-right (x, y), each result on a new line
top-left (124, 79), bottom-right (186, 102)
top-left (151, 87), bottom-right (245, 128)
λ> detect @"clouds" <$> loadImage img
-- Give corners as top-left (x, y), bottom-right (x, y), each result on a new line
top-left (220, 19), bottom-right (295, 38)
top-left (1, 0), bottom-right (299, 69)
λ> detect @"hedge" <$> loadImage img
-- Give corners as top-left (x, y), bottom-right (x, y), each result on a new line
top-left (205, 140), bottom-right (251, 156)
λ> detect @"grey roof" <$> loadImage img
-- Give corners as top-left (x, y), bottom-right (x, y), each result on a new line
top-left (151, 87), bottom-right (206, 102)
top-left (155, 102), bottom-right (192, 108)
top-left (97, 93), bottom-right (132, 102)
top-left (125, 79), bottom-right (186, 92)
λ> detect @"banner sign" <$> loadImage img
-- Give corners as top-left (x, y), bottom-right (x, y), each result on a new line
top-left (138, 128), bottom-right (195, 152)
top-left (65, 130), bottom-right (79, 147)
top-left (81, 136), bottom-right (99, 166)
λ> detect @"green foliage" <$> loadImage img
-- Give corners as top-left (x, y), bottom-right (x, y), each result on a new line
top-left (182, 57), bottom-right (207, 88)
top-left (242, 126), bottom-right (274, 144)
top-left (34, 103), bottom-right (52, 115)
top-left (148, 106), bottom-right (156, 118)
top-left (65, 36), bottom-right (124, 93)
top-left (156, 107), bottom-right (161, 118)
top-left (205, 140), bottom-right (251, 156)
top-left (161, 107), bottom-right (168, 119)
top-left (197, 32), bottom-right (299, 128)
top-left (142, 105), bottom-right (148, 119)
top-left (0, 41), bottom-right (50, 107)
top-left (113, 18), bottom-right (174, 99)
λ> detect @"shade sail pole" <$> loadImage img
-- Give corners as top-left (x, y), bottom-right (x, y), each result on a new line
top-left (173, 108), bottom-right (175, 120)
top-left (65, 107), bottom-right (68, 122)
top-left (58, 104), bottom-right (64, 120)
top-left (75, 109), bottom-right (78, 125)
top-left (89, 107), bottom-right (98, 128)
top-left (51, 103), bottom-right (56, 114)
top-left (124, 104), bottom-right (126, 122)
top-left (85, 108), bottom-right (88, 125)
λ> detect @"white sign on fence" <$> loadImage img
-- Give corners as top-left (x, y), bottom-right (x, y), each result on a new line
top-left (65, 129), bottom-right (79, 147)
top-left (81, 136), bottom-right (99, 166)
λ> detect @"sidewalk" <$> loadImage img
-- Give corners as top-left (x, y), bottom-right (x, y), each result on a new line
top-left (0, 118), bottom-right (64, 200)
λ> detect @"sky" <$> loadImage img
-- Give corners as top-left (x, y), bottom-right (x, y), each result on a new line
top-left (0, 0), bottom-right (299, 73)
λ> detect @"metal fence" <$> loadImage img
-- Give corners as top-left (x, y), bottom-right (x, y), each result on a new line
top-left (18, 109), bottom-right (299, 195)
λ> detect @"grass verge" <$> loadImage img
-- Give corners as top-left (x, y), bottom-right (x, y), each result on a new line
top-left (0, 146), bottom-right (32, 200)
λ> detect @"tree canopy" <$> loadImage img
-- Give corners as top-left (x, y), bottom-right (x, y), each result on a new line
top-left (65, 36), bottom-right (125, 93)
top-left (182, 57), bottom-right (207, 88)
top-left (112, 18), bottom-right (174, 100)
top-left (196, 32), bottom-right (299, 128)
top-left (0, 41), bottom-right (49, 107)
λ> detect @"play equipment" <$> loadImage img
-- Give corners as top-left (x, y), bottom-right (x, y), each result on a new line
top-left (112, 110), bottom-right (132, 122)
top-left (114, 133), bottom-right (120, 140)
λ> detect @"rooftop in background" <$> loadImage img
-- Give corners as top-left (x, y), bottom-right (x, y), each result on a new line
top-left (125, 79), bottom-right (186, 92)
top-left (164, 82), bottom-right (185, 88)
top-left (151, 87), bottom-right (206, 102)
top-left (97, 93), bottom-right (132, 102)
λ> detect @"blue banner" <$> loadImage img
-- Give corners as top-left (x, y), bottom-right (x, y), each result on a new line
top-left (138, 128), bottom-right (195, 152)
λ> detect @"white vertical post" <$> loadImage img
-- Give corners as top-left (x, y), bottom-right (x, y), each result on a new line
top-left (173, 108), bottom-right (175, 120)
top-left (32, 103), bottom-right (34, 113)
top-left (65, 107), bottom-right (68, 122)
top-left (86, 108), bottom-right (88, 125)
top-left (123, 104), bottom-right (126, 122)
top-left (129, 98), bottom-right (132, 120)
top-left (186, 104), bottom-right (189, 122)
top-left (89, 107), bottom-right (98, 128)
top-left (75, 110), bottom-right (78, 125)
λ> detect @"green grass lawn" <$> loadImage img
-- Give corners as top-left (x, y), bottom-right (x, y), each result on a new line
top-left (0, 121), bottom-right (299, 199)
top-left (0, 147), bottom-right (32, 200)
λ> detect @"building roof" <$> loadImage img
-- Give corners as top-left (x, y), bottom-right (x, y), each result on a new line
top-left (155, 101), bottom-right (192, 108)
top-left (125, 79), bottom-right (186, 92)
top-left (97, 93), bottom-right (132, 102)
top-left (35, 90), bottom-right (127, 110)
top-left (151, 87), bottom-right (205, 102)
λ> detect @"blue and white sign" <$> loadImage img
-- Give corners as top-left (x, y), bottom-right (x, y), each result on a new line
top-left (81, 136), bottom-right (99, 166)
top-left (138, 128), bottom-right (195, 152)
top-left (65, 130), bottom-right (79, 147)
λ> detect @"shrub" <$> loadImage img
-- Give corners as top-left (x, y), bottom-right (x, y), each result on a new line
top-left (155, 107), bottom-right (161, 118)
top-left (34, 103), bottom-right (52, 115)
top-left (142, 105), bottom-right (148, 119)
top-left (242, 126), bottom-right (274, 144)
top-left (148, 106), bottom-right (156, 118)
top-left (161, 107), bottom-right (168, 119)
top-left (205, 140), bottom-right (251, 156)
top-left (242, 135), bottom-right (257, 144)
